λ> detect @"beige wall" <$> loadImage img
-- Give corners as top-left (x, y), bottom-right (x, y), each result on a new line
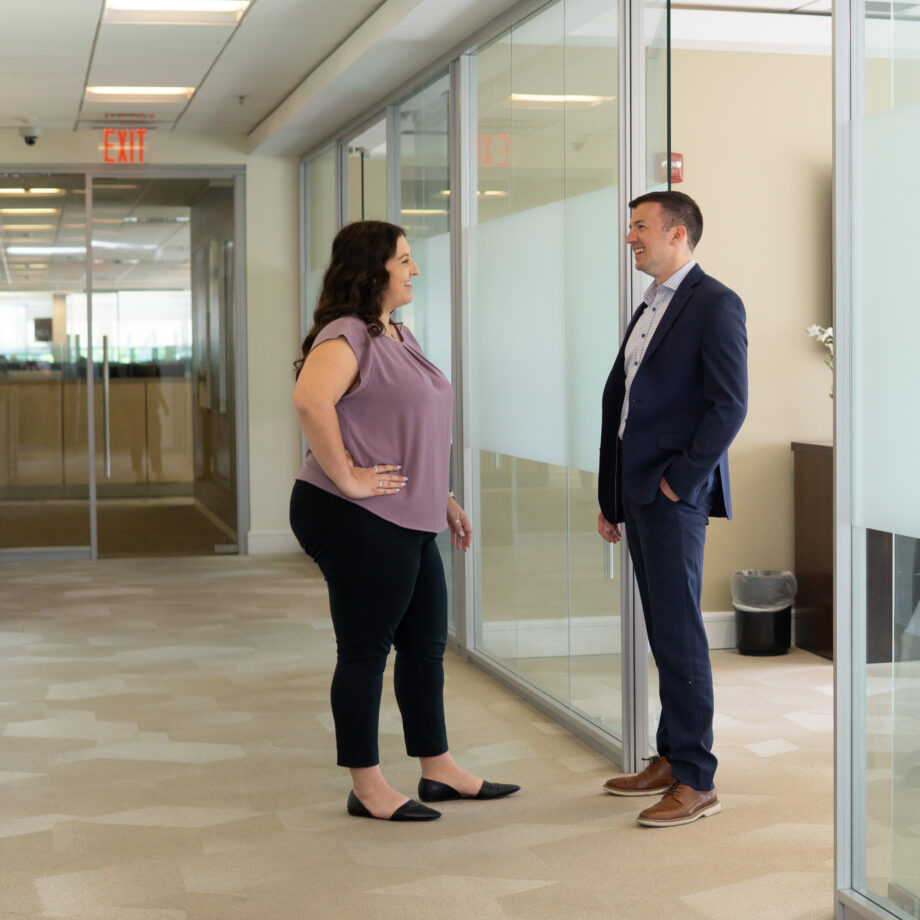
top-left (243, 154), bottom-right (302, 539)
top-left (0, 129), bottom-right (303, 548)
top-left (670, 49), bottom-right (834, 610)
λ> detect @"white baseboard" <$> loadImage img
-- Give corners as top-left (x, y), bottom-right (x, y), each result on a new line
top-left (246, 530), bottom-right (301, 555)
top-left (479, 609), bottom-right (792, 659)
top-left (704, 610), bottom-right (738, 650)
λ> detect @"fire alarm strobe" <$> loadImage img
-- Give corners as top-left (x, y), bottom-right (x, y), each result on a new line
top-left (658, 152), bottom-right (684, 183)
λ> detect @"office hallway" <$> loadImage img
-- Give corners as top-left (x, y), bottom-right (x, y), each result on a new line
top-left (0, 555), bottom-right (833, 920)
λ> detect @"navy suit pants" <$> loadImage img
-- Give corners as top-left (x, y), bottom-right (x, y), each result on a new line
top-left (623, 488), bottom-right (717, 791)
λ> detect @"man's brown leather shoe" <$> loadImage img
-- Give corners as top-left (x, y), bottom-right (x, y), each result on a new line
top-left (603, 756), bottom-right (672, 797)
top-left (637, 781), bottom-right (721, 827)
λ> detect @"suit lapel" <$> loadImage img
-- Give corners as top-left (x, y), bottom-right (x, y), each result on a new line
top-left (641, 264), bottom-right (703, 363)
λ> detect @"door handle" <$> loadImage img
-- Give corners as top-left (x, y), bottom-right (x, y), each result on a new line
top-left (604, 541), bottom-right (616, 580)
top-left (102, 335), bottom-right (111, 479)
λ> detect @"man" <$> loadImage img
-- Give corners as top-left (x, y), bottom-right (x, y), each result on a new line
top-left (598, 191), bottom-right (747, 827)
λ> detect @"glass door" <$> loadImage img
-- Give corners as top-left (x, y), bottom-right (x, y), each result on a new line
top-left (0, 173), bottom-right (92, 559)
top-left (88, 176), bottom-right (239, 557)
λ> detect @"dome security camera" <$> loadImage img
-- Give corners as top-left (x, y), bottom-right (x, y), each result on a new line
top-left (19, 125), bottom-right (42, 146)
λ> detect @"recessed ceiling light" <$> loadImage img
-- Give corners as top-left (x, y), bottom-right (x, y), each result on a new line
top-left (86, 86), bottom-right (195, 103)
top-left (400, 209), bottom-right (448, 215)
top-left (0, 224), bottom-right (59, 231)
top-left (0, 208), bottom-right (59, 215)
top-left (509, 93), bottom-right (615, 107)
top-left (6, 246), bottom-right (87, 256)
top-left (0, 187), bottom-right (66, 197)
top-left (104, 0), bottom-right (250, 24)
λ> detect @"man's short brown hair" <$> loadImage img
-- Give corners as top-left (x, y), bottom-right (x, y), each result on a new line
top-left (628, 191), bottom-right (703, 251)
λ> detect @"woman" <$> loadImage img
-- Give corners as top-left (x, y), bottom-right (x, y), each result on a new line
top-left (290, 220), bottom-right (519, 822)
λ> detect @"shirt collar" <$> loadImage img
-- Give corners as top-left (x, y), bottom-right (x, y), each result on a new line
top-left (642, 259), bottom-right (696, 303)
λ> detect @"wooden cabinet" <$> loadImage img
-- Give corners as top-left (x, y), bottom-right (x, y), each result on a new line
top-left (1, 375), bottom-right (193, 494)
top-left (791, 442), bottom-right (834, 660)
top-left (791, 441), bottom-right (893, 663)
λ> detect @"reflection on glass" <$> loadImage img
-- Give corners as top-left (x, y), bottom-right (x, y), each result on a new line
top-left (470, 0), bottom-right (622, 739)
top-left (347, 118), bottom-right (387, 222)
top-left (0, 174), bottom-right (91, 551)
top-left (863, 532), bottom-right (920, 914)
top-left (306, 147), bottom-right (338, 322)
top-left (396, 74), bottom-right (454, 632)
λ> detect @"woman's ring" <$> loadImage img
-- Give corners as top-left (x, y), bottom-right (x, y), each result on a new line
top-left (374, 464), bottom-right (378, 473)
top-left (454, 519), bottom-right (461, 525)
top-left (378, 480), bottom-right (383, 488)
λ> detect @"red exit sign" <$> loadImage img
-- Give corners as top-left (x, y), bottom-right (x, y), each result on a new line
top-left (102, 128), bottom-right (148, 164)
top-left (478, 133), bottom-right (510, 167)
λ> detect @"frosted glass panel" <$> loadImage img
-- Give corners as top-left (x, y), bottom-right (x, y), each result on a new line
top-left (852, 5), bottom-right (920, 917)
top-left (852, 101), bottom-right (920, 541)
top-left (470, 0), bottom-right (622, 739)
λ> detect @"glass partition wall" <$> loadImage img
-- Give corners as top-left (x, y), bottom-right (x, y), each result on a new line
top-left (838, 0), bottom-right (920, 914)
top-left (468, 0), bottom-right (624, 741)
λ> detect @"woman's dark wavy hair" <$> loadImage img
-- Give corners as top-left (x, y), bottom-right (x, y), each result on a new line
top-left (294, 220), bottom-right (405, 377)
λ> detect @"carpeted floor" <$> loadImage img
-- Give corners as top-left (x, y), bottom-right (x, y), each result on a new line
top-left (0, 555), bottom-right (834, 919)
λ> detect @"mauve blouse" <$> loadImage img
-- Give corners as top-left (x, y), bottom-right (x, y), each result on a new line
top-left (296, 315), bottom-right (453, 533)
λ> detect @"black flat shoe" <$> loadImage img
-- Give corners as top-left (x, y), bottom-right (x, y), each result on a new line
top-left (418, 778), bottom-right (521, 802)
top-left (346, 790), bottom-right (441, 821)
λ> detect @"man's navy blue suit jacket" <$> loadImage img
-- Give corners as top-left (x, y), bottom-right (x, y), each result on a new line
top-left (598, 264), bottom-right (748, 525)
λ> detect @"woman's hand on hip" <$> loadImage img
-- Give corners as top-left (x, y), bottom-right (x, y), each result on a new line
top-left (338, 452), bottom-right (406, 499)
top-left (447, 496), bottom-right (472, 552)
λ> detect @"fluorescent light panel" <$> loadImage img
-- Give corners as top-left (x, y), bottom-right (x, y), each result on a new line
top-left (0, 188), bottom-right (66, 197)
top-left (6, 241), bottom-right (157, 255)
top-left (6, 246), bottom-right (86, 256)
top-left (0, 208), bottom-right (59, 215)
top-left (509, 93), bottom-right (615, 107)
top-left (86, 86), bottom-right (195, 103)
top-left (104, 0), bottom-right (249, 24)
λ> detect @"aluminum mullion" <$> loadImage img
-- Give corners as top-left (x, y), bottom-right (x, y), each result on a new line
top-left (833, 0), bottom-right (856, 908)
top-left (233, 173), bottom-right (250, 554)
top-left (386, 103), bottom-right (401, 226)
top-left (85, 176), bottom-right (98, 559)
top-left (449, 54), bottom-right (474, 653)
top-left (619, 0), bottom-right (653, 775)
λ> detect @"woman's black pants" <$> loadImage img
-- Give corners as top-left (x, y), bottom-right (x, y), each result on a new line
top-left (290, 480), bottom-right (449, 768)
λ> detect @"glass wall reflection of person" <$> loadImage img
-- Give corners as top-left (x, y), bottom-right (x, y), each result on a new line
top-left (290, 221), bottom-right (519, 822)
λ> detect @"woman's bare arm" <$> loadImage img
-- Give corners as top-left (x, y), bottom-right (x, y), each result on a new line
top-left (294, 338), bottom-right (404, 499)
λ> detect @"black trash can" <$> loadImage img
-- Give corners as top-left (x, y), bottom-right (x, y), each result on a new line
top-left (730, 570), bottom-right (797, 656)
